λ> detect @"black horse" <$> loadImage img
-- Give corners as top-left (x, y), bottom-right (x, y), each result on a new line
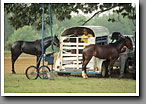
top-left (11, 35), bottom-right (60, 74)
top-left (111, 32), bottom-right (122, 42)
top-left (82, 36), bottom-right (133, 79)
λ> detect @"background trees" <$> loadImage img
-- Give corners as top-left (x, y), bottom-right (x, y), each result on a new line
top-left (4, 3), bottom-right (136, 30)
top-left (4, 3), bottom-right (136, 52)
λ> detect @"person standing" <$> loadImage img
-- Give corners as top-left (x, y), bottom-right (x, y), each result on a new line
top-left (66, 30), bottom-right (78, 54)
top-left (80, 28), bottom-right (93, 47)
top-left (110, 32), bottom-right (129, 79)
top-left (67, 30), bottom-right (78, 42)
top-left (119, 46), bottom-right (130, 79)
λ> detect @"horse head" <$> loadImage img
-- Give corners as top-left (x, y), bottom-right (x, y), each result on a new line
top-left (111, 32), bottom-right (122, 42)
top-left (53, 35), bottom-right (60, 47)
top-left (125, 36), bottom-right (133, 50)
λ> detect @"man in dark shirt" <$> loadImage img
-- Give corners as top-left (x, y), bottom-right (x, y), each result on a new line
top-left (67, 30), bottom-right (78, 42)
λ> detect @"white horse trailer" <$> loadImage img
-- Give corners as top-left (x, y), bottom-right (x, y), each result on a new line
top-left (55, 26), bottom-right (109, 77)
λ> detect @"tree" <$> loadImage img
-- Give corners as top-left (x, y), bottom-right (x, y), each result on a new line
top-left (4, 14), bottom-right (86, 51)
top-left (87, 13), bottom-right (135, 34)
top-left (5, 14), bottom-right (135, 51)
top-left (5, 26), bottom-right (40, 50)
top-left (4, 13), bottom-right (14, 49)
top-left (82, 3), bottom-right (136, 26)
top-left (4, 3), bottom-right (136, 30)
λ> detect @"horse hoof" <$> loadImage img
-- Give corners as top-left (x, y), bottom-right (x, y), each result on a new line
top-left (83, 76), bottom-right (88, 79)
top-left (85, 76), bottom-right (88, 79)
top-left (12, 71), bottom-right (16, 74)
top-left (119, 75), bottom-right (124, 79)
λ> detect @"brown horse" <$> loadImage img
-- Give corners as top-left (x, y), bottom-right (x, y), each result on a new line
top-left (82, 36), bottom-right (133, 79)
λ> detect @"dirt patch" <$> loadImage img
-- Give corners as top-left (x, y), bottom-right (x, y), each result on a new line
top-left (4, 53), bottom-right (134, 79)
top-left (4, 53), bottom-right (57, 74)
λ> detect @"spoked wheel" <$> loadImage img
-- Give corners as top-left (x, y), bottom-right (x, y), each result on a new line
top-left (38, 65), bottom-right (51, 79)
top-left (25, 66), bottom-right (39, 80)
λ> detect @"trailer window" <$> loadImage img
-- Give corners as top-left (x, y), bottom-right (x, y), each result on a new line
top-left (96, 36), bottom-right (108, 45)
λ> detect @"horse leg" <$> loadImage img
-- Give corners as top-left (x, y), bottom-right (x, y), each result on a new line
top-left (82, 60), bottom-right (88, 79)
top-left (82, 53), bottom-right (92, 79)
top-left (108, 64), bottom-right (112, 78)
top-left (11, 50), bottom-right (22, 74)
top-left (108, 59), bottom-right (116, 78)
top-left (36, 55), bottom-right (41, 69)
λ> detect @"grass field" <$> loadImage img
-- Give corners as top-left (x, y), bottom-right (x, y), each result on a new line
top-left (4, 74), bottom-right (136, 93)
top-left (3, 53), bottom-right (136, 93)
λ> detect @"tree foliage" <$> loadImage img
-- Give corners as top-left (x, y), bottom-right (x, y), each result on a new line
top-left (87, 13), bottom-right (135, 34)
top-left (5, 26), bottom-right (40, 50)
top-left (4, 13), bottom-right (14, 44)
top-left (4, 3), bottom-right (136, 51)
top-left (5, 13), bottom-right (135, 51)
top-left (4, 3), bottom-right (136, 30)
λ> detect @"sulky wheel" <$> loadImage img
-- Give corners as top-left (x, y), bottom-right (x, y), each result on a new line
top-left (38, 65), bottom-right (51, 79)
top-left (25, 66), bottom-right (39, 80)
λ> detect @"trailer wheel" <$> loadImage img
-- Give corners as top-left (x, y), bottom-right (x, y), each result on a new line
top-left (38, 65), bottom-right (50, 79)
top-left (101, 62), bottom-right (108, 78)
top-left (25, 66), bottom-right (39, 80)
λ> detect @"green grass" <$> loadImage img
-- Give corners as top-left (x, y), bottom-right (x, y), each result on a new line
top-left (4, 74), bottom-right (136, 93)
top-left (4, 51), bottom-right (11, 54)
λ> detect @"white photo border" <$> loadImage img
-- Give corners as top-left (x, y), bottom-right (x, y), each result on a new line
top-left (1, 0), bottom-right (139, 96)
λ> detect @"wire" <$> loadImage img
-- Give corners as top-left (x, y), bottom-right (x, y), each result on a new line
top-left (49, 3), bottom-right (54, 72)
top-left (41, 3), bottom-right (45, 79)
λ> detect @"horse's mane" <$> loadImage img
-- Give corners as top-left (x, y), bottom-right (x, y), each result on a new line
top-left (35, 36), bottom-right (51, 42)
top-left (36, 35), bottom-right (59, 42)
top-left (125, 36), bottom-right (132, 43)
top-left (43, 36), bottom-right (51, 41)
